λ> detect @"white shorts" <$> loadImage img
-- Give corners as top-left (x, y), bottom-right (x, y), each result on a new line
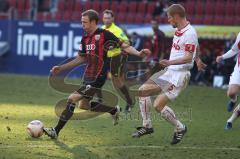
top-left (150, 68), bottom-right (190, 100)
top-left (229, 69), bottom-right (240, 85)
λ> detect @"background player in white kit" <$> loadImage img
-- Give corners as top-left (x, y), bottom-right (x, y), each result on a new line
top-left (132, 4), bottom-right (198, 145)
top-left (216, 32), bottom-right (240, 130)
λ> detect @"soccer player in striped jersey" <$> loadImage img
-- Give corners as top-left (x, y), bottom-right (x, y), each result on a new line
top-left (43, 9), bottom-right (150, 139)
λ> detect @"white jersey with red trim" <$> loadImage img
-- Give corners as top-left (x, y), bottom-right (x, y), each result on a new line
top-left (232, 33), bottom-right (240, 71)
top-left (168, 23), bottom-right (198, 71)
top-left (228, 33), bottom-right (240, 85)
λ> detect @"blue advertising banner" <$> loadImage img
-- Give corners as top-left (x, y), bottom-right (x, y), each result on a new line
top-left (0, 20), bottom-right (10, 42)
top-left (0, 20), bottom-right (84, 76)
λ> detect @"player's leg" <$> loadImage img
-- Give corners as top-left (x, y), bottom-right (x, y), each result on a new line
top-left (78, 95), bottom-right (120, 126)
top-left (132, 69), bottom-right (170, 137)
top-left (154, 93), bottom-right (187, 144)
top-left (95, 88), bottom-right (103, 103)
top-left (54, 92), bottom-right (82, 134)
top-left (132, 79), bottom-right (161, 137)
top-left (78, 81), bottom-right (121, 125)
top-left (44, 92), bottom-right (82, 139)
top-left (227, 84), bottom-right (240, 112)
top-left (89, 100), bottom-right (121, 125)
top-left (152, 70), bottom-right (189, 144)
top-left (226, 70), bottom-right (240, 112)
top-left (112, 76), bottom-right (134, 110)
top-left (110, 54), bottom-right (135, 112)
top-left (225, 103), bottom-right (240, 130)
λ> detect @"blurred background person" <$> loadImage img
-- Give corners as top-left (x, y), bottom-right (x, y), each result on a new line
top-left (101, 9), bottom-right (135, 113)
top-left (127, 32), bottom-right (144, 80)
top-left (150, 20), bottom-right (166, 63)
top-left (144, 20), bottom-right (166, 78)
top-left (193, 48), bottom-right (216, 86)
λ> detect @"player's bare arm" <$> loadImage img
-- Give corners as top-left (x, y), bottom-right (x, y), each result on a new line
top-left (50, 55), bottom-right (86, 75)
top-left (216, 48), bottom-right (238, 63)
top-left (195, 46), bottom-right (207, 71)
top-left (160, 52), bottom-right (193, 67)
top-left (196, 58), bottom-right (206, 71)
top-left (120, 42), bottom-right (151, 57)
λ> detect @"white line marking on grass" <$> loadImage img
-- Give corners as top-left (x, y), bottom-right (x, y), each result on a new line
top-left (0, 145), bottom-right (240, 151)
top-left (104, 145), bottom-right (240, 151)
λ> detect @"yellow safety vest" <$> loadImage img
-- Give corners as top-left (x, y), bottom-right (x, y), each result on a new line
top-left (102, 23), bottom-right (129, 57)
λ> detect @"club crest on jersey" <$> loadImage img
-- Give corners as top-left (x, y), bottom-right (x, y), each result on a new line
top-left (95, 35), bottom-right (100, 41)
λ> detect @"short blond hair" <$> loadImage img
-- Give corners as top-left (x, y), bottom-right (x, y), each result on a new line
top-left (167, 4), bottom-right (186, 18)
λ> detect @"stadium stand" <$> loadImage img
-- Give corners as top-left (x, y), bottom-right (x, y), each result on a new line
top-left (0, 0), bottom-right (237, 64)
top-left (0, 0), bottom-right (237, 26)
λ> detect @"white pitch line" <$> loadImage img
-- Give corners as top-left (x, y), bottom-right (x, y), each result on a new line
top-left (105, 145), bottom-right (240, 151)
top-left (0, 145), bottom-right (240, 151)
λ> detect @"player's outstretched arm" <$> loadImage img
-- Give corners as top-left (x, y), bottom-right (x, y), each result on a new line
top-left (120, 42), bottom-right (151, 57)
top-left (50, 55), bottom-right (86, 75)
top-left (216, 49), bottom-right (238, 63)
top-left (217, 34), bottom-right (240, 63)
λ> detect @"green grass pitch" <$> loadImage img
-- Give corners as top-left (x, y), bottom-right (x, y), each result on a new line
top-left (0, 74), bottom-right (240, 159)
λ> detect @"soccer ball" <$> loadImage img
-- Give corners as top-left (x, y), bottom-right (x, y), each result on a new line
top-left (26, 120), bottom-right (44, 138)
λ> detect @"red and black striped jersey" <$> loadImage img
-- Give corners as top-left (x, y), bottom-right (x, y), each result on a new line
top-left (152, 29), bottom-right (165, 61)
top-left (78, 28), bottom-right (121, 82)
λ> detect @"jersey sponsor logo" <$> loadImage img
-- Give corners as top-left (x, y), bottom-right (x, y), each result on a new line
top-left (172, 41), bottom-right (180, 50)
top-left (185, 44), bottom-right (195, 53)
top-left (86, 44), bottom-right (96, 51)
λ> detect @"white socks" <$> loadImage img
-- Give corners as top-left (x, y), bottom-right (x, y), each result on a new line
top-left (139, 97), bottom-right (184, 131)
top-left (227, 104), bottom-right (240, 123)
top-left (161, 106), bottom-right (184, 131)
top-left (139, 96), bottom-right (152, 128)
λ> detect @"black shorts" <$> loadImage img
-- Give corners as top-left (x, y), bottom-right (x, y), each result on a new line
top-left (109, 54), bottom-right (127, 77)
top-left (77, 76), bottom-right (106, 100)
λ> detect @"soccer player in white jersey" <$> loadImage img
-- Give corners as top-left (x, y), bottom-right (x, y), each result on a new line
top-left (132, 4), bottom-right (198, 145)
top-left (216, 32), bottom-right (240, 130)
